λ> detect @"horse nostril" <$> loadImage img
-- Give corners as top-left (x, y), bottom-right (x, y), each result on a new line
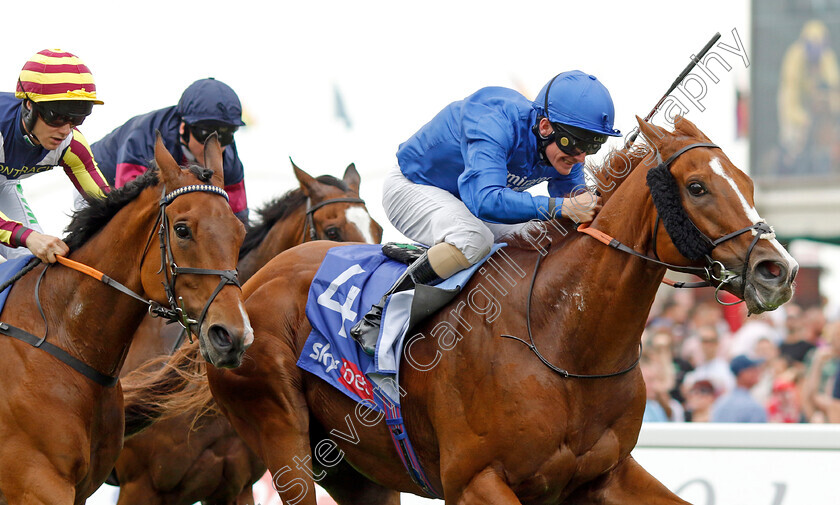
top-left (209, 324), bottom-right (233, 350)
top-left (755, 260), bottom-right (786, 281)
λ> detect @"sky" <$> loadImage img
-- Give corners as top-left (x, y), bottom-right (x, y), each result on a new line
top-left (6, 1), bottom-right (837, 503)
top-left (2, 0), bottom-right (752, 247)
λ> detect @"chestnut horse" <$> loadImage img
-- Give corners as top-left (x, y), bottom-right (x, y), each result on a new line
top-left (0, 135), bottom-right (251, 505)
top-left (134, 117), bottom-right (798, 504)
top-left (112, 162), bottom-right (382, 505)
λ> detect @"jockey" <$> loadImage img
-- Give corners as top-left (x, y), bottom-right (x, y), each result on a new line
top-left (91, 78), bottom-right (249, 224)
top-left (351, 70), bottom-right (621, 354)
top-left (0, 49), bottom-right (109, 263)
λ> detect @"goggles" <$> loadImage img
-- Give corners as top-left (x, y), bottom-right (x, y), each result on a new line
top-left (189, 122), bottom-right (238, 147)
top-left (552, 122), bottom-right (607, 156)
top-left (35, 101), bottom-right (93, 128)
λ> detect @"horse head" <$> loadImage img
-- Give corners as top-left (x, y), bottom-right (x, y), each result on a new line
top-left (292, 159), bottom-right (383, 244)
top-left (636, 115), bottom-right (798, 313)
top-left (141, 133), bottom-right (252, 368)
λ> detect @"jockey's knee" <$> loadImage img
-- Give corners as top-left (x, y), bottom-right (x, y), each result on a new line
top-left (444, 227), bottom-right (493, 268)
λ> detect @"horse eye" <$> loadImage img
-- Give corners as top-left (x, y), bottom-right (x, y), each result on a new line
top-left (325, 227), bottom-right (341, 241)
top-left (687, 182), bottom-right (707, 197)
top-left (173, 223), bottom-right (192, 239)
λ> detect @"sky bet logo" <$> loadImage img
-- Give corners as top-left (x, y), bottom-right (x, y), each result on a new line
top-left (309, 342), bottom-right (340, 373)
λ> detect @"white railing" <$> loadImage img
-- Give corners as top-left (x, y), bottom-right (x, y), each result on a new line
top-left (634, 423), bottom-right (840, 505)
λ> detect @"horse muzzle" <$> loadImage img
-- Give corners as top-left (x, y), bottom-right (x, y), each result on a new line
top-left (741, 255), bottom-right (799, 314)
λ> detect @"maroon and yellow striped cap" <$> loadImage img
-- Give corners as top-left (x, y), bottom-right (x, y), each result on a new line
top-left (15, 49), bottom-right (103, 104)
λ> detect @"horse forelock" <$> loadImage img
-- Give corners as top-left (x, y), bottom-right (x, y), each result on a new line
top-left (64, 167), bottom-right (161, 251)
top-left (186, 163), bottom-right (214, 184)
top-left (239, 175), bottom-right (349, 258)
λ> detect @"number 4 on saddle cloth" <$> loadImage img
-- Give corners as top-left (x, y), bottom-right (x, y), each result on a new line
top-left (297, 242), bottom-right (504, 410)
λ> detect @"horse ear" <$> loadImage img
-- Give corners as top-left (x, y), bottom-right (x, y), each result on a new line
top-left (673, 115), bottom-right (713, 143)
top-left (203, 133), bottom-right (225, 188)
top-left (635, 115), bottom-right (669, 146)
top-left (154, 131), bottom-right (181, 188)
top-left (343, 163), bottom-right (360, 193)
top-left (291, 158), bottom-right (318, 197)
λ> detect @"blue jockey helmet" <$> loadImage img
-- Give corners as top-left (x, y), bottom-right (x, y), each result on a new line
top-left (177, 78), bottom-right (246, 127)
top-left (533, 70), bottom-right (621, 138)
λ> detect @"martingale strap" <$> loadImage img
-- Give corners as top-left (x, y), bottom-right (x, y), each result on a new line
top-left (382, 400), bottom-right (441, 499)
top-left (0, 321), bottom-right (117, 387)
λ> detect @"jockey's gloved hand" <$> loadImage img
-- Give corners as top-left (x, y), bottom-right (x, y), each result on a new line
top-left (558, 192), bottom-right (602, 224)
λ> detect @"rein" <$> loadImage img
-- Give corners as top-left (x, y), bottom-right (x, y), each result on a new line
top-left (0, 183), bottom-right (238, 387)
top-left (303, 196), bottom-right (366, 241)
top-left (501, 252), bottom-right (642, 379)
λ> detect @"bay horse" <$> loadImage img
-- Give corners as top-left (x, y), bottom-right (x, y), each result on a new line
top-left (0, 135), bottom-right (251, 505)
top-left (132, 116), bottom-right (798, 504)
top-left (112, 161), bottom-right (382, 505)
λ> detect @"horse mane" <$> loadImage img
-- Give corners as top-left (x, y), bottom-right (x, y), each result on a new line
top-left (586, 143), bottom-right (653, 204)
top-left (239, 175), bottom-right (349, 259)
top-left (63, 164), bottom-right (215, 251)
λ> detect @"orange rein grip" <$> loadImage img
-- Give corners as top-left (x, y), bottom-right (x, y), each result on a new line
top-left (55, 255), bottom-right (106, 282)
top-left (576, 223), bottom-right (613, 246)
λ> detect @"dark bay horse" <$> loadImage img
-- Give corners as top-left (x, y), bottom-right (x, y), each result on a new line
top-left (113, 162), bottom-right (382, 505)
top-left (136, 116), bottom-right (797, 504)
top-left (0, 135), bottom-right (251, 505)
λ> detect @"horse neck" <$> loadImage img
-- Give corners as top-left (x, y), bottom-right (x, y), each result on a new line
top-left (47, 190), bottom-right (161, 377)
top-left (529, 168), bottom-right (665, 371)
top-left (238, 207), bottom-right (306, 282)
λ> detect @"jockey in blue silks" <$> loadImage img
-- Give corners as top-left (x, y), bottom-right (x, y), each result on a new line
top-left (351, 70), bottom-right (622, 355)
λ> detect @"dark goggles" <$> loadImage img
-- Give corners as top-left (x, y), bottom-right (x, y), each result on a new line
top-left (189, 122), bottom-right (238, 147)
top-left (35, 101), bottom-right (93, 128)
top-left (552, 122), bottom-right (607, 156)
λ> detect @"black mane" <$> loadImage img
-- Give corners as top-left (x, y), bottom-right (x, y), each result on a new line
top-left (239, 175), bottom-right (348, 259)
top-left (63, 163), bottom-right (214, 250)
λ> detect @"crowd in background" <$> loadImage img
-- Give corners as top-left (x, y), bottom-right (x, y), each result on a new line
top-left (640, 287), bottom-right (840, 423)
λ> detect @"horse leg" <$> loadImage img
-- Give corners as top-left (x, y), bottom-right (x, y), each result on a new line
top-left (231, 485), bottom-right (256, 505)
top-left (315, 457), bottom-right (400, 505)
top-left (450, 467), bottom-right (523, 505)
top-left (209, 338), bottom-right (319, 505)
top-left (567, 456), bottom-right (690, 505)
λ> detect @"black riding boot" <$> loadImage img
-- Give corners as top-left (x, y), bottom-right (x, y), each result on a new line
top-left (350, 253), bottom-right (441, 355)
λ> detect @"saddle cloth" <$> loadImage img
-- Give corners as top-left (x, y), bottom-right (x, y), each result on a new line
top-left (296, 243), bottom-right (503, 410)
top-left (0, 254), bottom-right (35, 312)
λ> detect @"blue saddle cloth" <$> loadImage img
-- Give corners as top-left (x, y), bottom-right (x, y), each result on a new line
top-left (0, 255), bottom-right (36, 313)
top-left (296, 244), bottom-right (502, 411)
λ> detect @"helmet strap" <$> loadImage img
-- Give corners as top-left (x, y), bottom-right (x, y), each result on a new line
top-left (531, 116), bottom-right (555, 162)
top-left (20, 100), bottom-right (39, 147)
top-left (180, 121), bottom-right (191, 145)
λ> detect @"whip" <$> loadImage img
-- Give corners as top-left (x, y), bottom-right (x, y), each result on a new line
top-left (624, 32), bottom-right (722, 148)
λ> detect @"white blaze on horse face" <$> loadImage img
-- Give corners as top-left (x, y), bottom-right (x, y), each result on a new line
top-left (345, 206), bottom-right (375, 244)
top-left (240, 302), bottom-right (254, 347)
top-left (708, 157), bottom-right (798, 268)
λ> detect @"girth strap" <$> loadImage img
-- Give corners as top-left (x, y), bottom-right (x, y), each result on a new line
top-left (0, 321), bottom-right (118, 387)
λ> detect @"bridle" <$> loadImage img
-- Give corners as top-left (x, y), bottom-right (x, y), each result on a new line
top-left (0, 182), bottom-right (240, 387)
top-left (151, 184), bottom-right (241, 337)
top-left (580, 142), bottom-right (775, 305)
top-left (302, 196), bottom-right (366, 242)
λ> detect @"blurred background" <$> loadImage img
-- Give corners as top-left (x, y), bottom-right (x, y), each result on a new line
top-left (5, 0), bottom-right (840, 503)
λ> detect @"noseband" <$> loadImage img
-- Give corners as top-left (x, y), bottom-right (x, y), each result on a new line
top-left (303, 196), bottom-right (366, 241)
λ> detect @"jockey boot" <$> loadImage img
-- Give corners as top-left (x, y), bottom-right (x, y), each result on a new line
top-left (350, 252), bottom-right (441, 355)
